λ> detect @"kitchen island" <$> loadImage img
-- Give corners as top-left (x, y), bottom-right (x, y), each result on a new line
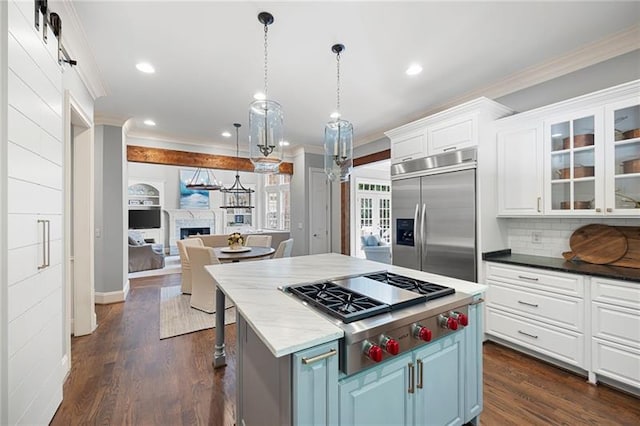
top-left (207, 253), bottom-right (487, 426)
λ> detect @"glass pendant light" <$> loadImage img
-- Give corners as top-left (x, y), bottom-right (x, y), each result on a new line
top-left (221, 123), bottom-right (254, 210)
top-left (249, 11), bottom-right (283, 174)
top-left (185, 168), bottom-right (223, 191)
top-left (324, 43), bottom-right (353, 182)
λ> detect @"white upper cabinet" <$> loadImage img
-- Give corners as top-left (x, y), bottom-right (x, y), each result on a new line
top-left (497, 125), bottom-right (543, 215)
top-left (386, 98), bottom-right (512, 164)
top-left (496, 80), bottom-right (640, 217)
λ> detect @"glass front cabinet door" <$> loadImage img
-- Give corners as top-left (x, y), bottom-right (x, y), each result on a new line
top-left (605, 98), bottom-right (640, 215)
top-left (545, 109), bottom-right (603, 215)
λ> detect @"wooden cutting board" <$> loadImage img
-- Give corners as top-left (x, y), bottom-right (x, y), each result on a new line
top-left (569, 224), bottom-right (628, 265)
top-left (609, 226), bottom-right (640, 269)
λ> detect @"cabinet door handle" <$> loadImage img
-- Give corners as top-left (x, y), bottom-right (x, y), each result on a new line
top-left (46, 219), bottom-right (51, 267)
top-left (537, 197), bottom-right (541, 213)
top-left (416, 359), bottom-right (423, 389)
top-left (402, 157), bottom-right (413, 162)
top-left (37, 219), bottom-right (47, 270)
top-left (469, 297), bottom-right (485, 306)
top-left (301, 348), bottom-right (336, 365)
top-left (518, 330), bottom-right (538, 339)
top-left (443, 146), bottom-right (457, 152)
top-left (517, 275), bottom-right (539, 281)
top-left (408, 362), bottom-right (415, 394)
top-left (518, 300), bottom-right (539, 308)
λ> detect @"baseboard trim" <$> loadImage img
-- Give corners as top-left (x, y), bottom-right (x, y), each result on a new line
top-left (94, 280), bottom-right (130, 304)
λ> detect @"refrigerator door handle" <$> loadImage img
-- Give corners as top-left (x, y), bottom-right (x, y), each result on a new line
top-left (413, 203), bottom-right (420, 265)
top-left (420, 204), bottom-right (427, 261)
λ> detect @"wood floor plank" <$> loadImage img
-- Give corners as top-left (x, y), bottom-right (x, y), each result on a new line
top-left (50, 273), bottom-right (639, 425)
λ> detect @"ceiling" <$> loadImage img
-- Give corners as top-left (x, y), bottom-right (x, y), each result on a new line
top-left (72, 1), bottom-right (640, 151)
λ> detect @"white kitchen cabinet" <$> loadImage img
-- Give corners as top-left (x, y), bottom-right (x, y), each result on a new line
top-left (386, 97), bottom-right (512, 164)
top-left (485, 263), bottom-right (586, 369)
top-left (426, 113), bottom-right (477, 155)
top-left (590, 277), bottom-right (640, 388)
top-left (497, 125), bottom-right (543, 215)
top-left (495, 80), bottom-right (640, 217)
top-left (390, 130), bottom-right (427, 164)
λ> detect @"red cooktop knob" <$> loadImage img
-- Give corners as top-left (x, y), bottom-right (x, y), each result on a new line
top-left (419, 327), bottom-right (433, 342)
top-left (457, 313), bottom-right (469, 327)
top-left (385, 339), bottom-right (400, 355)
top-left (367, 344), bottom-right (383, 362)
top-left (447, 317), bottom-right (458, 331)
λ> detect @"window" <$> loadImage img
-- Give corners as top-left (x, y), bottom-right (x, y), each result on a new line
top-left (264, 174), bottom-right (290, 230)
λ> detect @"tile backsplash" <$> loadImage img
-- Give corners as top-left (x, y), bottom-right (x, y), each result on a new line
top-left (506, 218), bottom-right (640, 258)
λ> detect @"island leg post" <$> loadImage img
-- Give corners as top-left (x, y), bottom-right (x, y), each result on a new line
top-left (213, 287), bottom-right (226, 368)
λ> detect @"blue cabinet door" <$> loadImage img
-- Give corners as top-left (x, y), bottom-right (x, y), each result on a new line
top-left (339, 353), bottom-right (414, 426)
top-left (414, 333), bottom-right (465, 426)
top-left (292, 340), bottom-right (339, 426)
top-left (464, 301), bottom-right (483, 423)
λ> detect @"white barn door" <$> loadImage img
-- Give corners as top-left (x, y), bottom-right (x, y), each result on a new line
top-left (4, 1), bottom-right (65, 423)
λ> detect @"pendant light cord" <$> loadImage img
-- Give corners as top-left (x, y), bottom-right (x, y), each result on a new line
top-left (264, 23), bottom-right (269, 98)
top-left (336, 50), bottom-right (341, 117)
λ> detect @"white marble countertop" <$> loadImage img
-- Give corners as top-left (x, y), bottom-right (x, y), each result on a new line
top-left (207, 253), bottom-right (487, 358)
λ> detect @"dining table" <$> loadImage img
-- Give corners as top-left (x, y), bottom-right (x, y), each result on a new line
top-left (210, 245), bottom-right (275, 367)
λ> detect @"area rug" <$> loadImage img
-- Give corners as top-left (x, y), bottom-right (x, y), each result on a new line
top-left (159, 285), bottom-right (236, 339)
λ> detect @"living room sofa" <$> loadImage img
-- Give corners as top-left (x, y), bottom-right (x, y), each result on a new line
top-left (128, 231), bottom-right (165, 272)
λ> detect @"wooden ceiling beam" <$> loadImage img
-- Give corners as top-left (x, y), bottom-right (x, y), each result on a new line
top-left (127, 145), bottom-right (294, 175)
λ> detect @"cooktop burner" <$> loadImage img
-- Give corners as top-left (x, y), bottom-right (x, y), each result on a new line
top-left (364, 272), bottom-right (455, 301)
top-left (286, 281), bottom-right (390, 323)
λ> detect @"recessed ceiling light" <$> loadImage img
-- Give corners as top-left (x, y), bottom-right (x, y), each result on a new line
top-left (279, 140), bottom-right (290, 146)
top-left (221, 131), bottom-right (231, 138)
top-left (253, 92), bottom-right (266, 100)
top-left (405, 64), bottom-right (423, 76)
top-left (136, 62), bottom-right (155, 74)
top-left (330, 111), bottom-right (341, 119)
top-left (143, 119), bottom-right (156, 126)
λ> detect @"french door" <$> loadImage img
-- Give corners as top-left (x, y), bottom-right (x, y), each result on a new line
top-left (354, 179), bottom-right (391, 259)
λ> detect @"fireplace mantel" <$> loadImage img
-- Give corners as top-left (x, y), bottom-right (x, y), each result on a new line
top-left (166, 209), bottom-right (217, 255)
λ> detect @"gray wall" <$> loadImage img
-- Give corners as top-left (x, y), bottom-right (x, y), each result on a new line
top-left (94, 125), bottom-right (126, 293)
top-left (354, 136), bottom-right (390, 158)
top-left (496, 49), bottom-right (640, 113)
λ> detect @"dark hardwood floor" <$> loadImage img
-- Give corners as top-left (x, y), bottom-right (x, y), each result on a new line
top-left (51, 273), bottom-right (640, 425)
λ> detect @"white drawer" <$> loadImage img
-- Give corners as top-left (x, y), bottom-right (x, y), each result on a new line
top-left (592, 338), bottom-right (640, 389)
top-left (486, 262), bottom-right (583, 298)
top-left (591, 278), bottom-right (640, 310)
top-left (487, 281), bottom-right (584, 332)
top-left (486, 307), bottom-right (585, 367)
top-left (592, 302), bottom-right (640, 349)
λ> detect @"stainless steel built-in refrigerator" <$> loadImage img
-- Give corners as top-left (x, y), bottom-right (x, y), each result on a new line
top-left (391, 148), bottom-right (477, 282)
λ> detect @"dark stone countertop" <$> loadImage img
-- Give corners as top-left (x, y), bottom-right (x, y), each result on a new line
top-left (483, 249), bottom-right (640, 283)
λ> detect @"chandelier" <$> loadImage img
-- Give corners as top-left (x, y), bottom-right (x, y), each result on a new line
top-left (324, 43), bottom-right (353, 182)
top-left (248, 12), bottom-right (283, 174)
top-left (220, 123), bottom-right (254, 210)
top-left (185, 168), bottom-right (222, 191)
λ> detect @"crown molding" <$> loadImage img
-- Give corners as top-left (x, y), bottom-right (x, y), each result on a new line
top-left (94, 113), bottom-right (129, 127)
top-left (57, 0), bottom-right (108, 99)
top-left (357, 24), bottom-right (640, 146)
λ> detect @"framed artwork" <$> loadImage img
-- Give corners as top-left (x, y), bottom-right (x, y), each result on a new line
top-left (179, 169), bottom-right (209, 209)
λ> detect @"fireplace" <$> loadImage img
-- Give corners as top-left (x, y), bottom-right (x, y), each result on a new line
top-left (180, 227), bottom-right (211, 240)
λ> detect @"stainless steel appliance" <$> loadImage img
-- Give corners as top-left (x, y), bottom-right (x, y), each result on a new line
top-left (282, 271), bottom-right (471, 375)
top-left (391, 147), bottom-right (477, 282)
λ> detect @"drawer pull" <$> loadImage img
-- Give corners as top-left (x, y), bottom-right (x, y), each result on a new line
top-left (402, 157), bottom-right (413, 162)
top-left (517, 300), bottom-right (539, 308)
top-left (518, 275), bottom-right (539, 282)
top-left (417, 359), bottom-right (423, 389)
top-left (302, 348), bottom-right (337, 365)
top-left (443, 146), bottom-right (457, 152)
top-left (518, 330), bottom-right (538, 339)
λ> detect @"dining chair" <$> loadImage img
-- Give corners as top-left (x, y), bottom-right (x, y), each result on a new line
top-left (272, 238), bottom-right (294, 259)
top-left (186, 245), bottom-right (221, 313)
top-left (245, 234), bottom-right (272, 248)
top-left (177, 237), bottom-right (204, 294)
